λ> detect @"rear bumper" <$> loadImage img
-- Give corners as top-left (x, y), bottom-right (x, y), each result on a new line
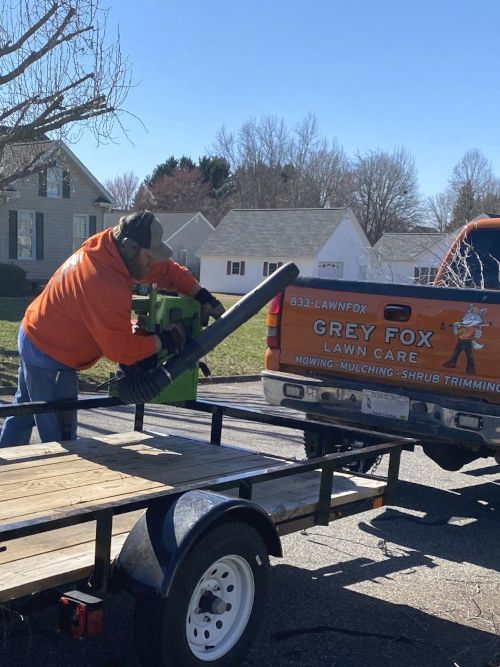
top-left (261, 370), bottom-right (500, 452)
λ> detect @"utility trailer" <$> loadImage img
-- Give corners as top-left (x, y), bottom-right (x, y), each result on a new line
top-left (0, 395), bottom-right (410, 667)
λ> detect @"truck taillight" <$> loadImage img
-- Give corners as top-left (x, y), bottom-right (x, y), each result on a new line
top-left (266, 293), bottom-right (283, 349)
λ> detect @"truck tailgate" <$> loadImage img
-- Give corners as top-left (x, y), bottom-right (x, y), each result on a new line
top-left (276, 277), bottom-right (500, 403)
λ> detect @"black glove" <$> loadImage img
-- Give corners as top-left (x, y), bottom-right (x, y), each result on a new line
top-left (117, 352), bottom-right (158, 380)
top-left (159, 322), bottom-right (187, 354)
top-left (195, 288), bottom-right (225, 325)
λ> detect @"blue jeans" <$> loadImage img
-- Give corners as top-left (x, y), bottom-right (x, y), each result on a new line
top-left (0, 333), bottom-right (78, 446)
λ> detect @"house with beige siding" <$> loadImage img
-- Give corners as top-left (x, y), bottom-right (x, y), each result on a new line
top-left (0, 142), bottom-right (114, 288)
top-left (105, 211), bottom-right (214, 277)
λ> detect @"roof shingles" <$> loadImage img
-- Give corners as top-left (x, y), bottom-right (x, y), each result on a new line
top-left (374, 232), bottom-right (456, 261)
top-left (198, 208), bottom-right (350, 257)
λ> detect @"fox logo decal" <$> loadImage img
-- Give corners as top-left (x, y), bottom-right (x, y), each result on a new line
top-left (442, 304), bottom-right (492, 375)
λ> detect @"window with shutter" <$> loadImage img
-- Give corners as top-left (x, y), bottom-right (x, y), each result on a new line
top-left (228, 260), bottom-right (245, 275)
top-left (38, 171), bottom-right (47, 197)
top-left (36, 213), bottom-right (44, 260)
top-left (47, 165), bottom-right (63, 198)
top-left (17, 210), bottom-right (36, 259)
top-left (8, 210), bottom-right (17, 259)
top-left (264, 260), bottom-right (282, 276)
top-left (73, 214), bottom-right (91, 251)
top-left (62, 170), bottom-right (71, 198)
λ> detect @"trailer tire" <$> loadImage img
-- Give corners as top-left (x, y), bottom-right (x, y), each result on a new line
top-left (303, 430), bottom-right (378, 473)
top-left (134, 521), bottom-right (269, 667)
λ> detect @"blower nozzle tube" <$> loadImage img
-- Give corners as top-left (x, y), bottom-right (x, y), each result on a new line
top-left (114, 262), bottom-right (300, 404)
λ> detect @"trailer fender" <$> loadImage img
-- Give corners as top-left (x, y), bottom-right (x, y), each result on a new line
top-left (114, 489), bottom-right (282, 598)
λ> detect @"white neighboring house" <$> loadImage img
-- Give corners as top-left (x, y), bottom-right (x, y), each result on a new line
top-left (104, 211), bottom-right (214, 276)
top-left (373, 232), bottom-right (457, 284)
top-left (197, 208), bottom-right (376, 293)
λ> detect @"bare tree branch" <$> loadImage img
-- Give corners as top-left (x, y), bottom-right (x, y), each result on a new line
top-left (352, 147), bottom-right (422, 243)
top-left (449, 149), bottom-right (500, 227)
top-left (213, 113), bottom-right (351, 210)
top-left (105, 171), bottom-right (139, 210)
top-left (0, 0), bottom-right (132, 188)
top-left (0, 3), bottom-right (58, 56)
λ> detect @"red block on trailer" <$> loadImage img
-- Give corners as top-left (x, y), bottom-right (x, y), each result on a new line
top-left (58, 590), bottom-right (104, 639)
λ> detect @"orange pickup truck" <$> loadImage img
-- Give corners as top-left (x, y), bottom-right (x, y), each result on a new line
top-left (262, 217), bottom-right (500, 470)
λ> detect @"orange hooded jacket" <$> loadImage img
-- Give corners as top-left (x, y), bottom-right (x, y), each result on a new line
top-left (22, 228), bottom-right (199, 370)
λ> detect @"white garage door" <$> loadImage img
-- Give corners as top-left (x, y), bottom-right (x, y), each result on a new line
top-left (318, 261), bottom-right (344, 278)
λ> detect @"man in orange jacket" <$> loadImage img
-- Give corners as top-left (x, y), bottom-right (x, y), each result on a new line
top-left (0, 210), bottom-right (224, 446)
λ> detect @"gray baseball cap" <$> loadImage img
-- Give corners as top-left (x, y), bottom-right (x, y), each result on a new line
top-left (120, 210), bottom-right (173, 260)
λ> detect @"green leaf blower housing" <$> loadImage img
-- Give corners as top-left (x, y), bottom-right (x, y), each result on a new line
top-left (114, 262), bottom-right (300, 404)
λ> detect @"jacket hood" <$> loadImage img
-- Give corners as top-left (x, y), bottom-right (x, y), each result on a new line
top-left (82, 228), bottom-right (130, 279)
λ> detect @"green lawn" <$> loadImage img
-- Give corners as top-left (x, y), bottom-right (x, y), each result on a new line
top-left (0, 295), bottom-right (268, 387)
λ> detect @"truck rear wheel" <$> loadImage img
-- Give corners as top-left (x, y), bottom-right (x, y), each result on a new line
top-left (134, 521), bottom-right (269, 667)
top-left (304, 431), bottom-right (379, 474)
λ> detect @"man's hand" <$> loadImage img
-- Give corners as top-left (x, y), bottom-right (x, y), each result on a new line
top-left (118, 352), bottom-right (158, 379)
top-left (159, 322), bottom-right (187, 354)
top-left (195, 288), bottom-right (225, 325)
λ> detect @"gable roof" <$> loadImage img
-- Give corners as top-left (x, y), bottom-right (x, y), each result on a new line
top-left (103, 211), bottom-right (210, 240)
top-left (2, 139), bottom-right (115, 205)
top-left (156, 212), bottom-right (205, 238)
top-left (374, 232), bottom-right (456, 261)
top-left (55, 142), bottom-right (115, 204)
top-left (197, 208), bottom-right (353, 257)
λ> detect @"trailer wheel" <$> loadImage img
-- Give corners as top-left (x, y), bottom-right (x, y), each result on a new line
top-left (134, 521), bottom-right (269, 667)
top-left (304, 431), bottom-right (378, 473)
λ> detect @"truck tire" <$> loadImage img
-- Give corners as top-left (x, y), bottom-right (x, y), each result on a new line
top-left (303, 431), bottom-right (378, 474)
top-left (134, 521), bottom-right (269, 667)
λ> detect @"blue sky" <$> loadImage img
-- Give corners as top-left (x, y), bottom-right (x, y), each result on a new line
top-left (74, 0), bottom-right (500, 198)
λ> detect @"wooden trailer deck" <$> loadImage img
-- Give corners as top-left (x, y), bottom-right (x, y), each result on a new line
top-left (0, 430), bottom-right (388, 603)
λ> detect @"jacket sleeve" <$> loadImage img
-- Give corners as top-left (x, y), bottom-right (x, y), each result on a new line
top-left (144, 259), bottom-right (200, 296)
top-left (76, 275), bottom-right (159, 365)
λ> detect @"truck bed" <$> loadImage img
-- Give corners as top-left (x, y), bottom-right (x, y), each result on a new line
top-left (0, 430), bottom-right (387, 602)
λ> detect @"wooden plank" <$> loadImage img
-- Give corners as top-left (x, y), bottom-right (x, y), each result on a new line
top-left (0, 511), bottom-right (142, 566)
top-left (0, 456), bottom-right (282, 526)
top-left (229, 471), bottom-right (386, 523)
top-left (0, 432), bottom-right (281, 526)
top-left (0, 432), bottom-right (214, 470)
top-left (0, 431), bottom-right (158, 461)
top-left (0, 432), bottom-right (217, 468)
top-left (0, 441), bottom-right (243, 490)
top-left (0, 448), bottom-right (267, 502)
top-left (0, 534), bottom-right (130, 602)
